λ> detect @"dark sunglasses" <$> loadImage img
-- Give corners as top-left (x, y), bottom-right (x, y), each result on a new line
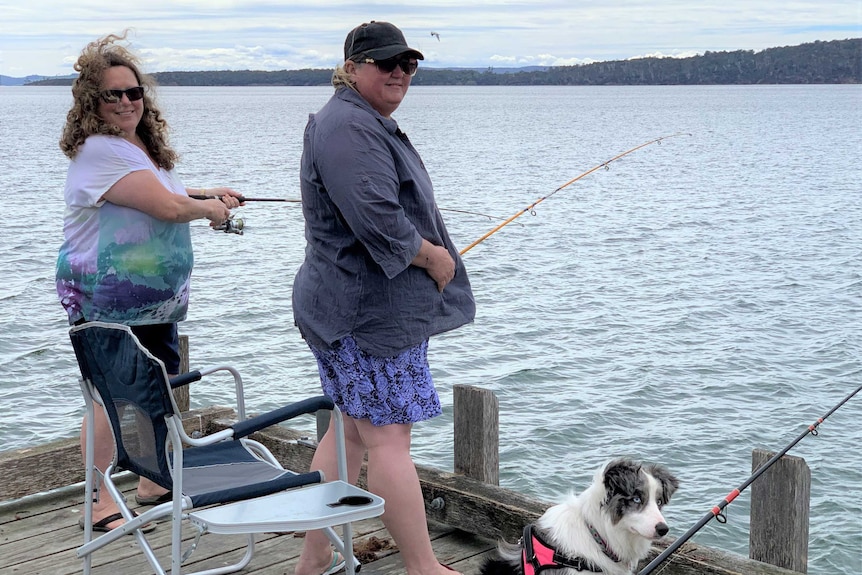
top-left (363, 57), bottom-right (418, 76)
top-left (100, 86), bottom-right (145, 104)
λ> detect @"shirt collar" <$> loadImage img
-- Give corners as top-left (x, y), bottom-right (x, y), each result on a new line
top-left (335, 86), bottom-right (400, 134)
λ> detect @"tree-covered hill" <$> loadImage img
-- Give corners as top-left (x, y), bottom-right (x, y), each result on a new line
top-left (26, 38), bottom-right (861, 87)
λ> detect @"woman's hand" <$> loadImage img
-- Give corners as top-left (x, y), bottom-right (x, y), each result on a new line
top-left (206, 187), bottom-right (245, 209)
top-left (413, 240), bottom-right (455, 292)
top-left (202, 198), bottom-right (232, 227)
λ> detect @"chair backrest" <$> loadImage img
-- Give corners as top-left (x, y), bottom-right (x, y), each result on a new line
top-left (69, 322), bottom-right (176, 490)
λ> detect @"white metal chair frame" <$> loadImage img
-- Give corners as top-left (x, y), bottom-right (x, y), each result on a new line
top-left (71, 321), bottom-right (383, 575)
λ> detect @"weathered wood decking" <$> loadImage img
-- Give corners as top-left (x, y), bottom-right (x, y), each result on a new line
top-left (0, 475), bottom-right (494, 575)
top-left (0, 406), bottom-right (802, 575)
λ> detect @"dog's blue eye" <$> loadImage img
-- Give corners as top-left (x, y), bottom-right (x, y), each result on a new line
top-left (633, 496), bottom-right (642, 504)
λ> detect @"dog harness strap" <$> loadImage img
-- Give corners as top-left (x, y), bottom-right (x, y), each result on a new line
top-left (522, 524), bottom-right (603, 573)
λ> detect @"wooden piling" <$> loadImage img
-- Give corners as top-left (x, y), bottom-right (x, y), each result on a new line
top-left (749, 448), bottom-right (810, 573)
top-left (453, 384), bottom-right (499, 485)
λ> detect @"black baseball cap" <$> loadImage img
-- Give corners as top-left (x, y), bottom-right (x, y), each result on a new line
top-left (344, 21), bottom-right (424, 62)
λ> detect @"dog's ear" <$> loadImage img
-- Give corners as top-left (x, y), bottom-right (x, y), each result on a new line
top-left (645, 463), bottom-right (680, 505)
top-left (602, 458), bottom-right (641, 502)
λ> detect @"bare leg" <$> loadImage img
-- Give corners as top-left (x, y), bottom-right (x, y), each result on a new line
top-left (294, 417), bottom-right (366, 575)
top-left (294, 417), bottom-right (460, 575)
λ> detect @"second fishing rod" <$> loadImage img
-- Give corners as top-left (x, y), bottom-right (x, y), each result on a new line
top-left (638, 379), bottom-right (862, 575)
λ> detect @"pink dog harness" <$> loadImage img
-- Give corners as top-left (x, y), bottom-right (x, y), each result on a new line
top-left (521, 524), bottom-right (617, 573)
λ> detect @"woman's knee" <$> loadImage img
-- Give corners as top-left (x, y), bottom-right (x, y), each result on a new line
top-left (354, 420), bottom-right (413, 451)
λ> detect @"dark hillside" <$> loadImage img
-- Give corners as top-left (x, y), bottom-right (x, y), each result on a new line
top-left (26, 38), bottom-right (861, 86)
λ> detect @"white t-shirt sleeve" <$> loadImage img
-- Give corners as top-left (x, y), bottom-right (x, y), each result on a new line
top-left (65, 135), bottom-right (154, 208)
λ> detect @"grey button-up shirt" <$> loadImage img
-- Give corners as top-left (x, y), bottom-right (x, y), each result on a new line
top-left (292, 87), bottom-right (475, 356)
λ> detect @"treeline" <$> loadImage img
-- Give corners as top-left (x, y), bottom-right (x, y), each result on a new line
top-left (476, 38), bottom-right (861, 86)
top-left (32, 38), bottom-right (860, 87)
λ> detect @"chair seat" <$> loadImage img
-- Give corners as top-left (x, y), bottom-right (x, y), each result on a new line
top-left (188, 480), bottom-right (384, 534)
top-left (180, 441), bottom-right (322, 507)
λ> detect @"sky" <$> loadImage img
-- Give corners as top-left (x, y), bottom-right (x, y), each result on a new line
top-left (1, 1), bottom-right (860, 77)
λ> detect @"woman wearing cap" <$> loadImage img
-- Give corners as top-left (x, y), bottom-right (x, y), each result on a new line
top-left (292, 21), bottom-right (474, 575)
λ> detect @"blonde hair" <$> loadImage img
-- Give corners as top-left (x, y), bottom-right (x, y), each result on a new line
top-left (59, 31), bottom-right (178, 170)
top-left (332, 59), bottom-right (374, 91)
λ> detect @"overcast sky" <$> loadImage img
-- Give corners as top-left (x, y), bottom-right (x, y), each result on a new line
top-left (1, 1), bottom-right (859, 77)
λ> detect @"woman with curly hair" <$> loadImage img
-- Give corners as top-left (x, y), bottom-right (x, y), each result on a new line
top-left (56, 32), bottom-right (243, 534)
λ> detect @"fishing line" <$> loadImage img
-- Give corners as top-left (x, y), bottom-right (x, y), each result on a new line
top-left (458, 132), bottom-right (691, 256)
top-left (638, 380), bottom-right (862, 575)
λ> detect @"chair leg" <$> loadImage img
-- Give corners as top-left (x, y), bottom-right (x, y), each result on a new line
top-left (323, 524), bottom-right (360, 575)
top-left (183, 534), bottom-right (255, 575)
top-left (81, 408), bottom-right (96, 575)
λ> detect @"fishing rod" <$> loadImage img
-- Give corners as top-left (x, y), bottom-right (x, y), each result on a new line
top-left (458, 132), bottom-right (691, 256)
top-left (189, 194), bottom-right (512, 233)
top-left (638, 380), bottom-right (862, 575)
top-left (188, 194), bottom-right (300, 203)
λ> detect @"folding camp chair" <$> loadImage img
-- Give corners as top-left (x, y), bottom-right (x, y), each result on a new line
top-left (69, 321), bottom-right (383, 575)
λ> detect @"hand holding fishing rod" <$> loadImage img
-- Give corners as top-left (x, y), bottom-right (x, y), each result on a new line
top-left (189, 189), bottom-right (250, 234)
top-left (638, 380), bottom-right (862, 575)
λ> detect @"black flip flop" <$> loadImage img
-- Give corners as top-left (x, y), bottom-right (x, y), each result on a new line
top-left (78, 511), bottom-right (157, 534)
top-left (134, 491), bottom-right (172, 506)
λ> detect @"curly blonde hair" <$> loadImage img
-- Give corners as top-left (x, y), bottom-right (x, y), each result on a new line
top-left (59, 31), bottom-right (178, 170)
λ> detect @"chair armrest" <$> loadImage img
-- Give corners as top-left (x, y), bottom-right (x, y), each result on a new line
top-left (170, 371), bottom-right (202, 389)
top-left (232, 396), bottom-right (335, 439)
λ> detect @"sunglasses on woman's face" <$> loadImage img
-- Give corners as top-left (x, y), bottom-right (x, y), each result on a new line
top-left (100, 86), bottom-right (145, 104)
top-left (363, 57), bottom-right (418, 77)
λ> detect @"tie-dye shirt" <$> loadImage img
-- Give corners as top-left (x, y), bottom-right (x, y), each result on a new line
top-left (56, 135), bottom-right (193, 326)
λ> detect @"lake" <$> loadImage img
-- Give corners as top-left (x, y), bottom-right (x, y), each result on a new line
top-left (0, 83), bottom-right (860, 574)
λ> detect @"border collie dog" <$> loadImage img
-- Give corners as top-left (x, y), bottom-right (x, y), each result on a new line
top-left (480, 459), bottom-right (679, 575)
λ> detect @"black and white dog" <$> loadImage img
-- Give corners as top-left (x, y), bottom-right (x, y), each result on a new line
top-left (480, 459), bottom-right (679, 575)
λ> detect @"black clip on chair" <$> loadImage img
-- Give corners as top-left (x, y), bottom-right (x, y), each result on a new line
top-left (70, 321), bottom-right (383, 575)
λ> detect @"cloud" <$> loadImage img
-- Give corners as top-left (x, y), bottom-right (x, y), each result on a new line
top-left (0, 1), bottom-right (858, 76)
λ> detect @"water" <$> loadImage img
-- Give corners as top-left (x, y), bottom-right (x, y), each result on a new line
top-left (1, 84), bottom-right (860, 574)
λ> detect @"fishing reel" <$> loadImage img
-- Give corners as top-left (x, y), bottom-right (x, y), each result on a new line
top-left (214, 215), bottom-right (244, 235)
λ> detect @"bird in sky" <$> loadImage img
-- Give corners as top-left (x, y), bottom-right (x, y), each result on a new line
top-left (430, 31), bottom-right (440, 41)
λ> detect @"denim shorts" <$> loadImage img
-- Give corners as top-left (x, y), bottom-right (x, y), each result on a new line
top-left (309, 336), bottom-right (442, 426)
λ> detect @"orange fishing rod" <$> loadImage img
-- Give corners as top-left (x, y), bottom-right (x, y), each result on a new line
top-left (459, 132), bottom-right (691, 256)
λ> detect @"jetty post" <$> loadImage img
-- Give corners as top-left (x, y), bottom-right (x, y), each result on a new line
top-left (174, 334), bottom-right (191, 412)
top-left (749, 449), bottom-right (810, 573)
top-left (453, 384), bottom-right (499, 485)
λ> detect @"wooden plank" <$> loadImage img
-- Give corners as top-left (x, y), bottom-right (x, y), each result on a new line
top-left (749, 449), bottom-right (810, 573)
top-left (0, 438), bottom-right (84, 502)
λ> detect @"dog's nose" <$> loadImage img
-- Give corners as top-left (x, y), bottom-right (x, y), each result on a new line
top-left (655, 522), bottom-right (669, 537)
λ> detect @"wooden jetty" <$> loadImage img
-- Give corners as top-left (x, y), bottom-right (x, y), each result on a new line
top-left (1, 385), bottom-right (807, 575)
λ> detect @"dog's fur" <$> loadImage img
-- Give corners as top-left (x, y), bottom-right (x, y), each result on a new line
top-left (480, 459), bottom-right (679, 575)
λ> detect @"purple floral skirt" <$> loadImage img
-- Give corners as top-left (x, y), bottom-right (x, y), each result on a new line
top-left (308, 336), bottom-right (442, 426)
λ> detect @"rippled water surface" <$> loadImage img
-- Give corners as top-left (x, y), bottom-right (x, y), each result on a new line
top-left (1, 84), bottom-right (860, 574)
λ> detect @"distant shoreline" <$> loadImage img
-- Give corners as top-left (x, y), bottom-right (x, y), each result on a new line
top-left (4, 38), bottom-right (859, 86)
